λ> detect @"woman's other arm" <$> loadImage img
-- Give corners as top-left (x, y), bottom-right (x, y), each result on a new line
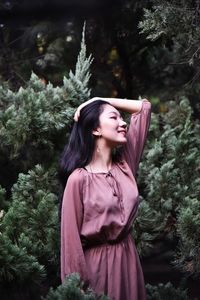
top-left (61, 170), bottom-right (89, 284)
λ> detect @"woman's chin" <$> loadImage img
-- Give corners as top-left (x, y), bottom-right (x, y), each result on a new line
top-left (116, 138), bottom-right (127, 145)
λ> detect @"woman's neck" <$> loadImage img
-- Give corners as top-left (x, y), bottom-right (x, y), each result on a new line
top-left (88, 146), bottom-right (113, 173)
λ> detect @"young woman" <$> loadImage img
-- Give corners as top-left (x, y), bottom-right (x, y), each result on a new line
top-left (60, 97), bottom-right (151, 300)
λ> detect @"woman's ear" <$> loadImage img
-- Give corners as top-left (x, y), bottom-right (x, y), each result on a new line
top-left (92, 128), bottom-right (101, 137)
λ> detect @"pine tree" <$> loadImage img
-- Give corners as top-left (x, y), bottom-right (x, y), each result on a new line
top-left (135, 97), bottom-right (200, 292)
top-left (42, 273), bottom-right (109, 300)
top-left (0, 25), bottom-right (93, 300)
top-left (146, 282), bottom-right (188, 300)
top-left (138, 0), bottom-right (200, 97)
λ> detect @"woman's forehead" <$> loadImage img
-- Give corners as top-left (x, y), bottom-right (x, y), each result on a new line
top-left (102, 104), bottom-right (120, 115)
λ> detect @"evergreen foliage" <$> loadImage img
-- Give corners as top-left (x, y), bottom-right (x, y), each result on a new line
top-left (0, 186), bottom-right (7, 211)
top-left (0, 233), bottom-right (46, 283)
top-left (135, 98), bottom-right (200, 272)
top-left (0, 24), bottom-right (92, 164)
top-left (139, 1), bottom-right (199, 47)
top-left (0, 26), bottom-right (93, 299)
top-left (146, 282), bottom-right (188, 300)
top-left (138, 1), bottom-right (200, 85)
top-left (63, 23), bottom-right (93, 106)
top-left (42, 273), bottom-right (109, 300)
top-left (176, 196), bottom-right (200, 277)
top-left (2, 165), bottom-right (58, 263)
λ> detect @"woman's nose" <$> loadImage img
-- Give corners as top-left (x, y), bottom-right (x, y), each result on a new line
top-left (120, 119), bottom-right (127, 128)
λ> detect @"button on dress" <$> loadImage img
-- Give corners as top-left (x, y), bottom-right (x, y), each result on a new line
top-left (61, 100), bottom-right (151, 300)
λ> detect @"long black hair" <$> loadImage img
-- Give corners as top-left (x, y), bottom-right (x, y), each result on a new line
top-left (59, 99), bottom-right (110, 188)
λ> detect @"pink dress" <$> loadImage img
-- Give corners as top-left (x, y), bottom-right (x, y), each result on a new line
top-left (61, 100), bottom-right (151, 300)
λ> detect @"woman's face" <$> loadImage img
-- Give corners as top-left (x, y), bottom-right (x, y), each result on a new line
top-left (95, 104), bottom-right (127, 147)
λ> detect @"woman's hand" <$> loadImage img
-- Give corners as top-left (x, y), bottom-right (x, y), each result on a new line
top-left (73, 97), bottom-right (102, 122)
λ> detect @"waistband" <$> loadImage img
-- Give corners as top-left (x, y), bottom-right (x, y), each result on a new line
top-left (82, 231), bottom-right (132, 250)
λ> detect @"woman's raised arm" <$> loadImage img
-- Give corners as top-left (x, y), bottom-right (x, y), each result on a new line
top-left (98, 97), bottom-right (148, 114)
top-left (74, 97), bottom-right (149, 121)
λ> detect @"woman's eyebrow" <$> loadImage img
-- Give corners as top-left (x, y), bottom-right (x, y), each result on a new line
top-left (108, 111), bottom-right (121, 117)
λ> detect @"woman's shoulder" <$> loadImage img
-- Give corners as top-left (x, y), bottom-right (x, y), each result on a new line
top-left (67, 168), bottom-right (86, 186)
top-left (116, 159), bottom-right (132, 173)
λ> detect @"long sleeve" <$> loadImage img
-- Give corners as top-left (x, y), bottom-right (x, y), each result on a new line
top-left (60, 170), bottom-right (89, 284)
top-left (122, 100), bottom-right (151, 177)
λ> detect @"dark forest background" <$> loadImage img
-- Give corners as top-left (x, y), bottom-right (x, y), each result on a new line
top-left (1, 0), bottom-right (199, 107)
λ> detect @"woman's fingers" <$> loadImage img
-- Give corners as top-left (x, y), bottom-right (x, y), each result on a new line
top-left (74, 108), bottom-right (80, 122)
top-left (73, 98), bottom-right (101, 122)
top-left (73, 104), bottom-right (83, 121)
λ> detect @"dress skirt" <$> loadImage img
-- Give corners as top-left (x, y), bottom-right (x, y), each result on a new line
top-left (84, 234), bottom-right (146, 300)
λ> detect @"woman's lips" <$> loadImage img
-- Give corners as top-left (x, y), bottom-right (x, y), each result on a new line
top-left (118, 130), bottom-right (127, 136)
